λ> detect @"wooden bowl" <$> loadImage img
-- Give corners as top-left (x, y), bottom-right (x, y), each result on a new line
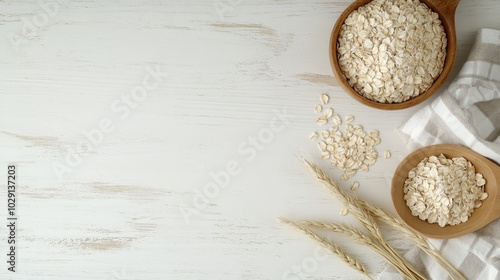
top-left (329, 0), bottom-right (460, 110)
top-left (391, 144), bottom-right (500, 239)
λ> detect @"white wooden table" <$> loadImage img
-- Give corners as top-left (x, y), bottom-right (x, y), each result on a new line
top-left (1, 1), bottom-right (499, 279)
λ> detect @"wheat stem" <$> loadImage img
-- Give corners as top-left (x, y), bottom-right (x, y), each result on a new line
top-left (279, 218), bottom-right (373, 280)
top-left (343, 204), bottom-right (422, 279)
top-left (359, 200), bottom-right (465, 280)
top-left (298, 220), bottom-right (425, 278)
top-left (302, 159), bottom-right (426, 280)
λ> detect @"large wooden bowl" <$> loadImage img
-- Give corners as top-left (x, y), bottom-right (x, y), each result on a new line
top-left (329, 0), bottom-right (460, 110)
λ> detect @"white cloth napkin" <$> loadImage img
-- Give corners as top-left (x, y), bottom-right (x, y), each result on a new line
top-left (380, 28), bottom-right (500, 279)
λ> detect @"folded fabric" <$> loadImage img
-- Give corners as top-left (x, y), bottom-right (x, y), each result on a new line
top-left (380, 28), bottom-right (500, 279)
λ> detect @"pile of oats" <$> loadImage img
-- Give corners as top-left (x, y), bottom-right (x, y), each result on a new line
top-left (403, 154), bottom-right (488, 227)
top-left (311, 93), bottom-right (380, 180)
top-left (337, 0), bottom-right (447, 103)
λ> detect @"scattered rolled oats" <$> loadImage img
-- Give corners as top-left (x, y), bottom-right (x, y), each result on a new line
top-left (317, 115), bottom-right (328, 125)
top-left (321, 93), bottom-right (330, 105)
top-left (325, 107), bottom-right (334, 119)
top-left (351, 181), bottom-right (360, 191)
top-left (321, 130), bottom-right (330, 139)
top-left (314, 105), bottom-right (323, 113)
top-left (310, 93), bottom-right (380, 180)
top-left (326, 144), bottom-right (334, 152)
top-left (403, 154), bottom-right (488, 227)
top-left (332, 114), bottom-right (342, 126)
top-left (317, 141), bottom-right (327, 151)
top-left (369, 130), bottom-right (380, 138)
top-left (310, 132), bottom-right (319, 141)
top-left (337, 0), bottom-right (447, 103)
top-left (384, 150), bottom-right (391, 159)
top-left (317, 121), bottom-right (379, 180)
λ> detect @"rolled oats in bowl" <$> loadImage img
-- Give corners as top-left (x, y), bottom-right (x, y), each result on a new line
top-left (337, 0), bottom-right (447, 103)
top-left (403, 154), bottom-right (488, 227)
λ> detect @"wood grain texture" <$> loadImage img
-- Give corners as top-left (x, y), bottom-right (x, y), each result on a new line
top-left (0, 0), bottom-right (499, 279)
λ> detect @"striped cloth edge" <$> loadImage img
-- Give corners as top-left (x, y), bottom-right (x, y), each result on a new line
top-left (379, 28), bottom-right (500, 279)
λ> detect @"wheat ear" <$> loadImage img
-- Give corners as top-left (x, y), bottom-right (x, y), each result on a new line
top-left (359, 200), bottom-right (465, 280)
top-left (302, 159), bottom-right (426, 280)
top-left (278, 217), bottom-right (373, 280)
top-left (298, 220), bottom-right (418, 269)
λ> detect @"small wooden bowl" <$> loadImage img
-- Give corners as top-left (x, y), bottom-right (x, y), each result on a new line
top-left (329, 0), bottom-right (460, 110)
top-left (391, 144), bottom-right (500, 239)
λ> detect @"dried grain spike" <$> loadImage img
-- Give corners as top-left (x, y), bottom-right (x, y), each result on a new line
top-left (340, 208), bottom-right (349, 216)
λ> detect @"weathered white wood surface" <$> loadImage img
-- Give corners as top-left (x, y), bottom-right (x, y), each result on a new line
top-left (0, 0), bottom-right (499, 279)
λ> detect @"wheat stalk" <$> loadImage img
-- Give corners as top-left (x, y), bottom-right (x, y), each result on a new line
top-left (297, 220), bottom-right (419, 271)
top-left (302, 159), bottom-right (426, 280)
top-left (359, 200), bottom-right (466, 280)
top-left (278, 217), bottom-right (373, 280)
